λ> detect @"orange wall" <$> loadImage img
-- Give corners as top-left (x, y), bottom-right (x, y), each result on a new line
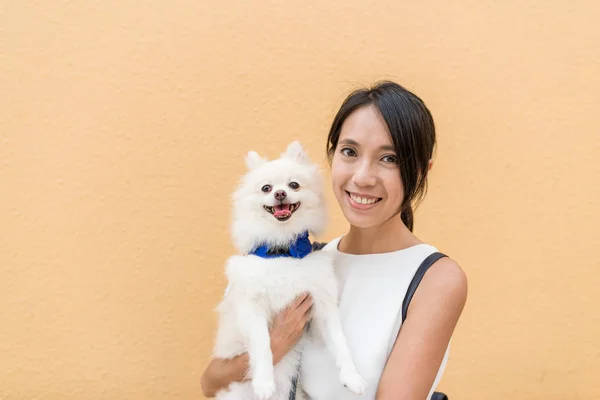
top-left (1, 1), bottom-right (599, 399)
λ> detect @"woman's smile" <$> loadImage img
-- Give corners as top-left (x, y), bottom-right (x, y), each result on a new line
top-left (346, 190), bottom-right (382, 210)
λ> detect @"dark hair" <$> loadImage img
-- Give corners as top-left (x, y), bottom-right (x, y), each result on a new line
top-left (327, 81), bottom-right (436, 232)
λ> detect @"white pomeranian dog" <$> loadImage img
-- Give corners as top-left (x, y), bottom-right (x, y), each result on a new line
top-left (212, 141), bottom-right (366, 400)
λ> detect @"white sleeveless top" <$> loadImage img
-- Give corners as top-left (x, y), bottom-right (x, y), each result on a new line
top-left (299, 236), bottom-right (450, 400)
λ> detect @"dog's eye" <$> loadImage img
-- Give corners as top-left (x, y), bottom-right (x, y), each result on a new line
top-left (261, 185), bottom-right (272, 193)
top-left (289, 182), bottom-right (300, 190)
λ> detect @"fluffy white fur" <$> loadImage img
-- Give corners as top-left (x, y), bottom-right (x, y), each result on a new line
top-left (212, 141), bottom-right (366, 400)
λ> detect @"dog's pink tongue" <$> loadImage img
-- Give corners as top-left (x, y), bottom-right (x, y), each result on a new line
top-left (273, 203), bottom-right (291, 218)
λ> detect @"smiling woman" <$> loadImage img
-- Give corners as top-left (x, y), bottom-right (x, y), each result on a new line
top-left (327, 83), bottom-right (435, 234)
top-left (298, 82), bottom-right (466, 400)
top-left (201, 81), bottom-right (467, 400)
top-left (329, 105), bottom-right (414, 228)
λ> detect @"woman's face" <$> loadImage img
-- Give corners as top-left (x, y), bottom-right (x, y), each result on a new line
top-left (331, 105), bottom-right (404, 229)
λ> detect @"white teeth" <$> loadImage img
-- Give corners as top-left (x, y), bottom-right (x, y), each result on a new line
top-left (350, 193), bottom-right (378, 205)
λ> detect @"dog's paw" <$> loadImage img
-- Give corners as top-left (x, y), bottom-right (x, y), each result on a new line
top-left (252, 378), bottom-right (276, 400)
top-left (339, 368), bottom-right (367, 395)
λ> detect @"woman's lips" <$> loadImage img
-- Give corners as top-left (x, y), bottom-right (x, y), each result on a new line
top-left (346, 191), bottom-right (382, 210)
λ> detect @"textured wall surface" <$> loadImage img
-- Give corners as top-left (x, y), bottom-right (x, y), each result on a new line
top-left (1, 1), bottom-right (599, 399)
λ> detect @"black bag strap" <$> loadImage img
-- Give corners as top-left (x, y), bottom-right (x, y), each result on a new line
top-left (401, 251), bottom-right (450, 400)
top-left (402, 252), bottom-right (448, 323)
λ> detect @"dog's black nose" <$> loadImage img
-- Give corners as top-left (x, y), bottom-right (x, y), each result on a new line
top-left (274, 190), bottom-right (287, 200)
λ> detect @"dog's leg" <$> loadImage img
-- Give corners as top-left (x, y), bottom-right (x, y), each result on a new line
top-left (238, 302), bottom-right (276, 400)
top-left (312, 298), bottom-right (366, 395)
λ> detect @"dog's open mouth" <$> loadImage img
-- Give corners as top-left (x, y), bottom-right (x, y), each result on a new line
top-left (263, 202), bottom-right (301, 222)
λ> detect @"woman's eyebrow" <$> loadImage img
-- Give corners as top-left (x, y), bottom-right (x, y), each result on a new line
top-left (339, 138), bottom-right (359, 146)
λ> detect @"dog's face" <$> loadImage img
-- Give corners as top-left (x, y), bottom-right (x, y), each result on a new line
top-left (231, 141), bottom-right (327, 254)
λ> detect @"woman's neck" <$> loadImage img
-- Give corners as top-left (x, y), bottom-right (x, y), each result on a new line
top-left (338, 216), bottom-right (422, 255)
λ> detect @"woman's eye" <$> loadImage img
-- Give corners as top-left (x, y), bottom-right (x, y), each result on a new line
top-left (341, 147), bottom-right (357, 157)
top-left (382, 155), bottom-right (397, 164)
top-left (261, 185), bottom-right (272, 193)
top-left (289, 182), bottom-right (300, 190)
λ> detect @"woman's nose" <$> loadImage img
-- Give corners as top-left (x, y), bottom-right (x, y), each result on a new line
top-left (352, 162), bottom-right (377, 187)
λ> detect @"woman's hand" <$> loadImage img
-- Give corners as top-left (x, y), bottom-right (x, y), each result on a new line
top-left (270, 292), bottom-right (313, 364)
top-left (201, 292), bottom-right (313, 397)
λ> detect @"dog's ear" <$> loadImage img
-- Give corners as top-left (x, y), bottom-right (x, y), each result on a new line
top-left (245, 151), bottom-right (268, 170)
top-left (282, 140), bottom-right (311, 164)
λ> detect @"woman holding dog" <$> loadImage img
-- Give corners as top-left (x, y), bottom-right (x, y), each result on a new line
top-left (201, 81), bottom-right (468, 400)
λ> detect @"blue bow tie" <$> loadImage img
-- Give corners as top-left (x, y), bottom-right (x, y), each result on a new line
top-left (249, 231), bottom-right (312, 259)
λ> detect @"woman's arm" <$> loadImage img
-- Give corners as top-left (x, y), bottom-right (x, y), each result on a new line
top-left (201, 293), bottom-right (314, 398)
top-left (376, 257), bottom-right (468, 400)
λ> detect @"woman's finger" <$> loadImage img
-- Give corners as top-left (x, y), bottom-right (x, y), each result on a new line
top-left (298, 294), bottom-right (313, 313)
top-left (290, 292), bottom-right (309, 309)
top-left (303, 303), bottom-right (313, 317)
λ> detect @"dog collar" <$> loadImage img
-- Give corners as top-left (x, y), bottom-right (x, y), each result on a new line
top-left (249, 231), bottom-right (312, 259)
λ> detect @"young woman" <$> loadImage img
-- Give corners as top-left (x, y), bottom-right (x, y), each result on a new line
top-left (201, 81), bottom-right (468, 399)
